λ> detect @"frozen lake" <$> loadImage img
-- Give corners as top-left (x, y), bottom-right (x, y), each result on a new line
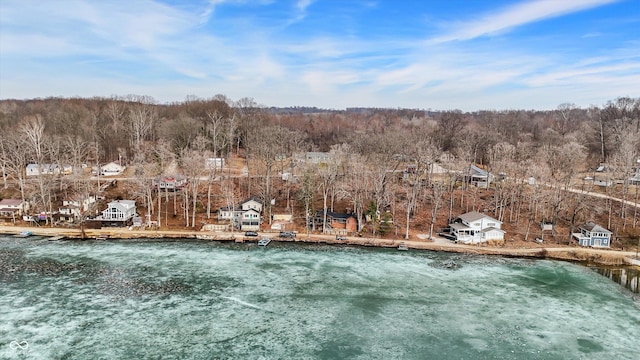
top-left (1, 236), bottom-right (639, 359)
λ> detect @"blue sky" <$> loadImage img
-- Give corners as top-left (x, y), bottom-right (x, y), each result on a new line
top-left (0, 0), bottom-right (638, 110)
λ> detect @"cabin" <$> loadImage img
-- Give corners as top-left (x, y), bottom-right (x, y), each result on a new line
top-left (98, 200), bottom-right (137, 226)
top-left (152, 175), bottom-right (187, 191)
top-left (468, 165), bottom-right (494, 188)
top-left (0, 199), bottom-right (28, 220)
top-left (572, 222), bottom-right (612, 248)
top-left (448, 211), bottom-right (505, 244)
top-left (310, 210), bottom-right (358, 233)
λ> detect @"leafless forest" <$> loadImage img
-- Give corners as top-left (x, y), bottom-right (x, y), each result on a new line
top-left (0, 95), bottom-right (639, 247)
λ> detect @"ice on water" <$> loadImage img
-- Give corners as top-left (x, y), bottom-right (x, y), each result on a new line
top-left (1, 237), bottom-right (639, 359)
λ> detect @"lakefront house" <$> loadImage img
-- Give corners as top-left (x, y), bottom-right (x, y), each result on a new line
top-left (217, 196), bottom-right (263, 231)
top-left (310, 210), bottom-right (358, 233)
top-left (0, 199), bottom-right (28, 220)
top-left (572, 222), bottom-right (612, 248)
top-left (448, 211), bottom-right (505, 244)
top-left (98, 200), bottom-right (137, 227)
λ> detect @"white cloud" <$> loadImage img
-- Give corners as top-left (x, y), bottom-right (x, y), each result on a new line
top-left (431, 0), bottom-right (620, 43)
top-left (0, 0), bottom-right (636, 111)
top-left (296, 0), bottom-right (314, 12)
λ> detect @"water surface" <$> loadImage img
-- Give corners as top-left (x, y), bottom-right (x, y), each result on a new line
top-left (1, 236), bottom-right (638, 359)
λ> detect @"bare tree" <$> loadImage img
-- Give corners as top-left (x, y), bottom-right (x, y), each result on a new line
top-left (246, 125), bottom-right (301, 224)
top-left (180, 136), bottom-right (209, 227)
top-left (427, 182), bottom-right (447, 240)
top-left (127, 104), bottom-right (156, 162)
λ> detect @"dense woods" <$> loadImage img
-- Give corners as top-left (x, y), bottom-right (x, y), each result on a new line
top-left (0, 95), bottom-right (639, 247)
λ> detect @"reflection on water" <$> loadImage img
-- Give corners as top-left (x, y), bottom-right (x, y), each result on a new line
top-left (594, 266), bottom-right (640, 294)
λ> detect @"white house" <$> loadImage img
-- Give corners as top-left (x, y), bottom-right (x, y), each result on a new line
top-left (99, 200), bottom-right (136, 226)
top-left (59, 204), bottom-right (81, 223)
top-left (26, 163), bottom-right (72, 177)
top-left (449, 211), bottom-right (505, 244)
top-left (0, 199), bottom-right (28, 219)
top-left (59, 196), bottom-right (96, 223)
top-left (241, 196), bottom-right (263, 212)
top-left (572, 222), bottom-right (612, 248)
top-left (205, 158), bottom-right (225, 170)
top-left (217, 205), bottom-right (243, 222)
top-left (100, 162), bottom-right (126, 176)
top-left (240, 209), bottom-right (261, 231)
top-left (217, 196), bottom-right (264, 230)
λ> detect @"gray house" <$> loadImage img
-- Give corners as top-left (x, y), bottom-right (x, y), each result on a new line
top-left (572, 222), bottom-right (612, 248)
top-left (468, 165), bottom-right (494, 188)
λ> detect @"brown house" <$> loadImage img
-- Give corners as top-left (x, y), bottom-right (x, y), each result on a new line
top-left (310, 210), bottom-right (358, 233)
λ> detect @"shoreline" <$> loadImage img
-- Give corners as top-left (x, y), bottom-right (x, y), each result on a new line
top-left (1, 225), bottom-right (638, 268)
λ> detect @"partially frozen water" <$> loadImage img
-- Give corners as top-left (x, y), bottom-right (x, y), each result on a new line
top-left (1, 236), bottom-right (639, 359)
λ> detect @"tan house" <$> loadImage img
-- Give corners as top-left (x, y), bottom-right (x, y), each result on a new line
top-left (0, 199), bottom-right (28, 220)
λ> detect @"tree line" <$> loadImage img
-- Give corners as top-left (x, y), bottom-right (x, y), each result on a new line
top-left (0, 95), bottom-right (638, 245)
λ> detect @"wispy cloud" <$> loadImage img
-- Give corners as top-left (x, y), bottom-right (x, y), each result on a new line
top-left (0, 0), bottom-right (636, 110)
top-left (430, 0), bottom-right (620, 43)
top-left (285, 0), bottom-right (316, 25)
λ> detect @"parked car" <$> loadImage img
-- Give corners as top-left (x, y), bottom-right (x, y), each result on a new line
top-left (279, 231), bottom-right (296, 238)
top-left (244, 231), bottom-right (258, 237)
top-left (336, 235), bottom-right (346, 240)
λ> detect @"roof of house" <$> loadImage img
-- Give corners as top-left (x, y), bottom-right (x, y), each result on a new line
top-left (107, 200), bottom-right (136, 209)
top-left (457, 211), bottom-right (499, 224)
top-left (450, 223), bottom-right (470, 231)
top-left (60, 204), bottom-right (80, 210)
top-left (469, 164), bottom-right (490, 177)
top-left (26, 163), bottom-right (59, 170)
top-left (154, 174), bottom-right (186, 182)
top-left (102, 162), bottom-right (125, 169)
top-left (241, 196), bottom-right (263, 205)
top-left (0, 199), bottom-right (23, 206)
top-left (314, 210), bottom-right (355, 219)
top-left (581, 222), bottom-right (611, 233)
top-left (219, 205), bottom-right (242, 212)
